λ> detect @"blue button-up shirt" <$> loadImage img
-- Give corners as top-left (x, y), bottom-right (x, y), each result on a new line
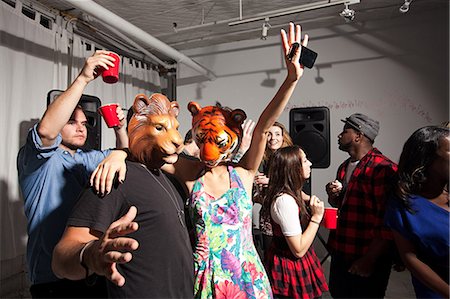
top-left (17, 124), bottom-right (110, 284)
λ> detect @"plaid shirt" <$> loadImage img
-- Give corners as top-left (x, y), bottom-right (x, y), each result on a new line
top-left (328, 148), bottom-right (397, 259)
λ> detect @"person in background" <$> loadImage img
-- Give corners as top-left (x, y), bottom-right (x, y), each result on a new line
top-left (385, 126), bottom-right (449, 298)
top-left (17, 50), bottom-right (128, 298)
top-left (256, 121), bottom-right (294, 258)
top-left (265, 145), bottom-right (328, 299)
top-left (325, 113), bottom-right (397, 299)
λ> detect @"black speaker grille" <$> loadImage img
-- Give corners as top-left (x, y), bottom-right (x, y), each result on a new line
top-left (289, 107), bottom-right (330, 168)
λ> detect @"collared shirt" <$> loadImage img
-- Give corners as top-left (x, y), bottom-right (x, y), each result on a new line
top-left (327, 148), bottom-right (397, 259)
top-left (17, 124), bottom-right (110, 284)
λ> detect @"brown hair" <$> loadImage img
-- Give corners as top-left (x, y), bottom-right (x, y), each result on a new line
top-left (263, 145), bottom-right (308, 218)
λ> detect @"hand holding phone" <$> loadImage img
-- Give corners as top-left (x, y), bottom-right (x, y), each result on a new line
top-left (288, 42), bottom-right (318, 69)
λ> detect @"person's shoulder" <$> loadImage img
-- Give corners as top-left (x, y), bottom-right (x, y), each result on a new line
top-left (370, 148), bottom-right (397, 167)
top-left (124, 160), bottom-right (150, 177)
top-left (273, 194), bottom-right (298, 213)
top-left (275, 193), bottom-right (296, 204)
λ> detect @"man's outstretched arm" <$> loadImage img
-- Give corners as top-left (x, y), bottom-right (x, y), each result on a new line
top-left (52, 206), bottom-right (139, 287)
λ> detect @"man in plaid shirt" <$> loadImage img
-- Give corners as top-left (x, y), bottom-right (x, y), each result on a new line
top-left (326, 113), bottom-right (398, 298)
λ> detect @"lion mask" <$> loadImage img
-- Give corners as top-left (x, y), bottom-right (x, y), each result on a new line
top-left (128, 93), bottom-right (183, 168)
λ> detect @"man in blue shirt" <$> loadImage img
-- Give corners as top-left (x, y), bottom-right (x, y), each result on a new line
top-left (17, 50), bottom-right (128, 298)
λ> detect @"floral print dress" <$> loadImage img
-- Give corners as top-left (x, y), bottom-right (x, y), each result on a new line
top-left (190, 165), bottom-right (273, 299)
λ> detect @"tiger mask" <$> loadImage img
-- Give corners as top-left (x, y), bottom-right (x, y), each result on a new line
top-left (128, 93), bottom-right (183, 168)
top-left (188, 102), bottom-right (246, 168)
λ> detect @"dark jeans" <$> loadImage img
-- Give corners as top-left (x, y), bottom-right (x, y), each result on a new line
top-left (30, 276), bottom-right (107, 298)
top-left (329, 253), bottom-right (392, 299)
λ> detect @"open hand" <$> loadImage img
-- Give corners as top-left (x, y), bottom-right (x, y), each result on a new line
top-left (281, 22), bottom-right (308, 82)
top-left (87, 206), bottom-right (139, 287)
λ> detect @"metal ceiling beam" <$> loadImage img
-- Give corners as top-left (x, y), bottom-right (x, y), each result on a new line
top-left (62, 0), bottom-right (216, 80)
top-left (229, 0), bottom-right (360, 26)
top-left (158, 0), bottom-right (359, 35)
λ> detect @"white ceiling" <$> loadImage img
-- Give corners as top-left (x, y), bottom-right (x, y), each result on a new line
top-left (28, 0), bottom-right (448, 67)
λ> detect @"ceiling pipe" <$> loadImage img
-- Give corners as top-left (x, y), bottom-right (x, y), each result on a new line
top-left (102, 24), bottom-right (174, 69)
top-left (62, 0), bottom-right (216, 80)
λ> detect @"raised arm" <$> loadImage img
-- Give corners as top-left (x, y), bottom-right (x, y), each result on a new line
top-left (113, 104), bottom-right (128, 149)
top-left (38, 50), bottom-right (116, 147)
top-left (240, 23), bottom-right (307, 172)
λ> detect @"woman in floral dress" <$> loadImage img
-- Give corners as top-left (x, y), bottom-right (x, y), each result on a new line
top-left (184, 22), bottom-right (308, 298)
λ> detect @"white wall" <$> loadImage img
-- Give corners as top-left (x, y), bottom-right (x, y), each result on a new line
top-left (176, 7), bottom-right (448, 201)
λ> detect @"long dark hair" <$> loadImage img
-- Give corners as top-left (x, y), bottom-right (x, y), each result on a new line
top-left (263, 145), bottom-right (307, 218)
top-left (396, 126), bottom-right (449, 208)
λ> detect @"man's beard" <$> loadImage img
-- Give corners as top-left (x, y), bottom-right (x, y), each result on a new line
top-left (62, 140), bottom-right (85, 150)
top-left (338, 141), bottom-right (351, 152)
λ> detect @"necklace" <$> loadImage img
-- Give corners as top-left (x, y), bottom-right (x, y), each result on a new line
top-left (140, 164), bottom-right (185, 228)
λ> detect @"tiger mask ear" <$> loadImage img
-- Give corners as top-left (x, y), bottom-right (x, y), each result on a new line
top-left (230, 109), bottom-right (247, 127)
top-left (188, 102), bottom-right (202, 116)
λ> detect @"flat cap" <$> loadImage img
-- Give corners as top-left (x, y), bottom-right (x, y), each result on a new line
top-left (341, 113), bottom-right (379, 141)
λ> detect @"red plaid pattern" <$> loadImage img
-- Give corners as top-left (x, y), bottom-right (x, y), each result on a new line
top-left (328, 148), bottom-right (397, 258)
top-left (267, 222), bottom-right (328, 298)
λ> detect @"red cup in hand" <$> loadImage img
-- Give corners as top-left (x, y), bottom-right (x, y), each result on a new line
top-left (98, 104), bottom-right (120, 128)
top-left (322, 207), bottom-right (338, 229)
top-left (102, 52), bottom-right (120, 84)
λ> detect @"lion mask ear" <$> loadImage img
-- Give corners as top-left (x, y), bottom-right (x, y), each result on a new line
top-left (170, 101), bottom-right (180, 117)
top-left (188, 102), bottom-right (202, 116)
top-left (133, 94), bottom-right (150, 114)
top-left (230, 109), bottom-right (247, 126)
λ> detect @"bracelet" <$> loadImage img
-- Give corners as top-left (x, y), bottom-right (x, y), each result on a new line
top-left (79, 240), bottom-right (96, 281)
top-left (310, 219), bottom-right (321, 225)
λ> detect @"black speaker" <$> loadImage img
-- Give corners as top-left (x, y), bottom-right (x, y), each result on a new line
top-left (289, 107), bottom-right (330, 168)
top-left (47, 90), bottom-right (102, 150)
top-left (303, 177), bottom-right (311, 195)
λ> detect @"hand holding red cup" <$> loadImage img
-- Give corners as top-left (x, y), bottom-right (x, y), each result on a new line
top-left (322, 207), bottom-right (338, 229)
top-left (101, 52), bottom-right (120, 84)
top-left (98, 103), bottom-right (120, 128)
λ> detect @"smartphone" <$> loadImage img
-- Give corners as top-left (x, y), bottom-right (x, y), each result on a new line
top-left (288, 42), bottom-right (318, 69)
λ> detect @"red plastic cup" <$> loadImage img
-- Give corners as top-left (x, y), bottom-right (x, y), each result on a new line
top-left (101, 52), bottom-right (120, 84)
top-left (98, 104), bottom-right (120, 128)
top-left (322, 207), bottom-right (338, 229)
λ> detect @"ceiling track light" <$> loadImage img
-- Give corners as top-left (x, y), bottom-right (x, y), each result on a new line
top-left (399, 0), bottom-right (412, 13)
top-left (261, 17), bottom-right (271, 40)
top-left (340, 3), bottom-right (355, 22)
top-left (229, 0), bottom-right (360, 26)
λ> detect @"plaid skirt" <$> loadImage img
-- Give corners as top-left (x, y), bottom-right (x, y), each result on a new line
top-left (267, 236), bottom-right (329, 299)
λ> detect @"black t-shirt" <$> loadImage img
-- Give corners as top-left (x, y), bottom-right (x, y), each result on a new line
top-left (68, 161), bottom-right (194, 298)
